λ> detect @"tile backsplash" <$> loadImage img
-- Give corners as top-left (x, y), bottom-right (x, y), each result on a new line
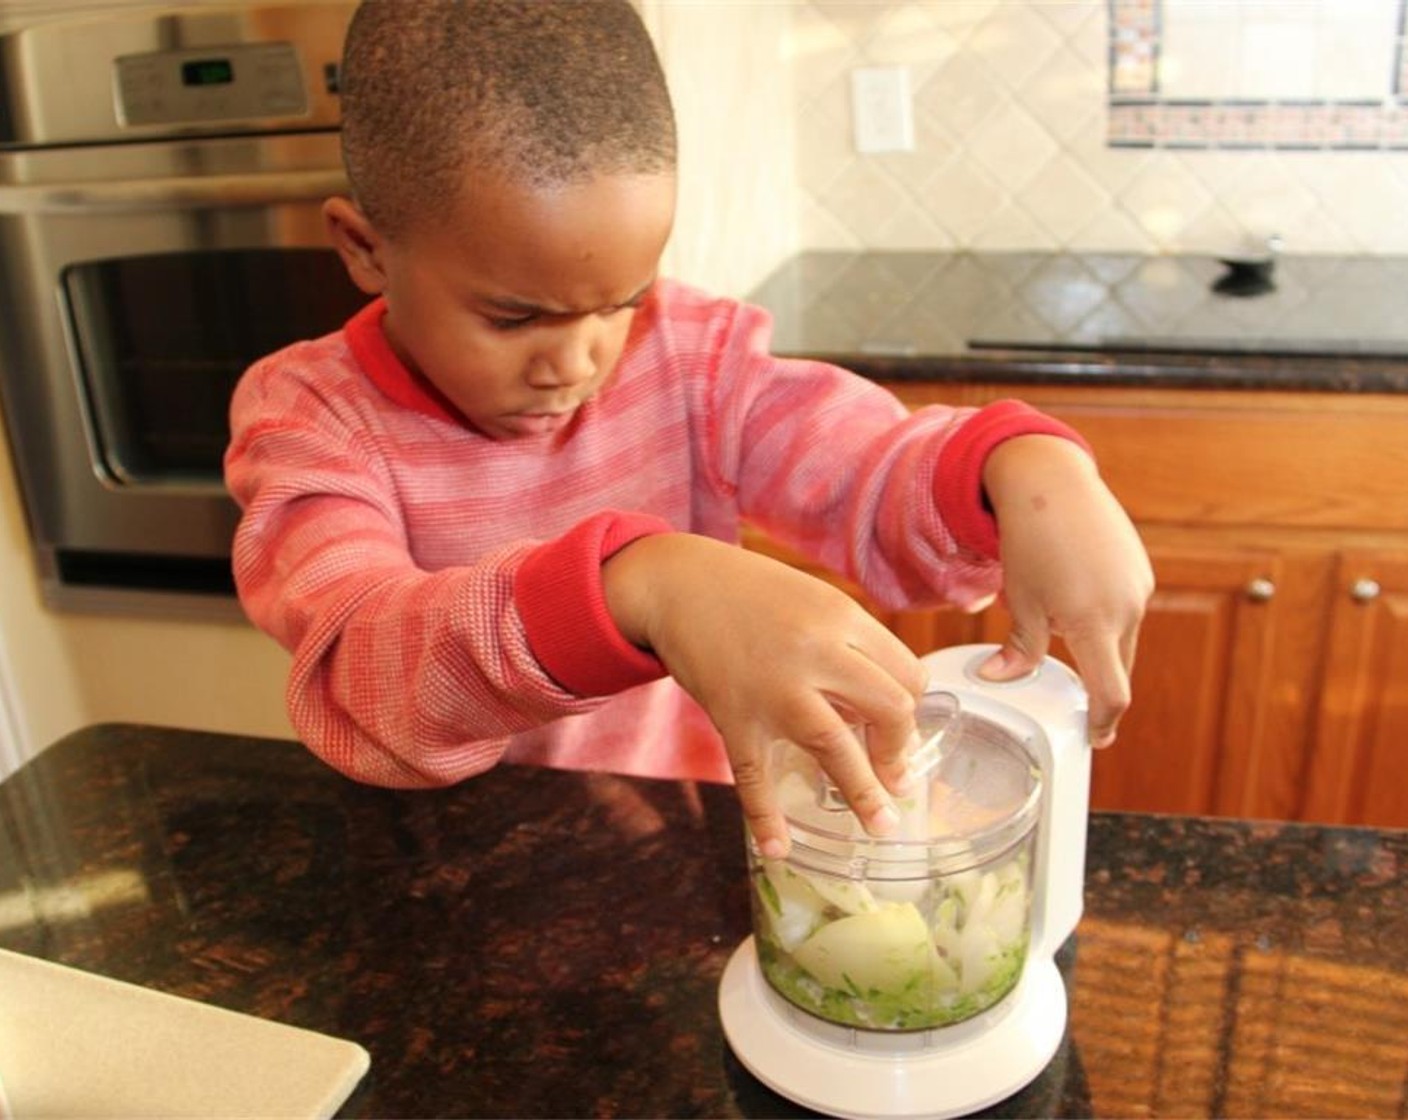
top-left (788, 0), bottom-right (1408, 264)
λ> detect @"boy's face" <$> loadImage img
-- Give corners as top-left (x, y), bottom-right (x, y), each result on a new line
top-left (325, 171), bottom-right (676, 440)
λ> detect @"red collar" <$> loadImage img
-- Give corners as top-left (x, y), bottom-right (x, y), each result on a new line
top-left (344, 298), bottom-right (466, 426)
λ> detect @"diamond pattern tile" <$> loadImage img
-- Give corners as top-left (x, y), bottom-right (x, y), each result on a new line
top-left (913, 0), bottom-right (1001, 41)
top-left (1015, 253), bottom-right (1119, 333)
top-left (969, 201), bottom-right (1052, 251)
top-left (1012, 155), bottom-right (1110, 243)
top-left (1117, 155), bottom-right (1218, 244)
top-left (797, 196), bottom-right (862, 253)
top-left (1032, 0), bottom-right (1103, 41)
top-left (1176, 206), bottom-right (1257, 258)
top-left (821, 157), bottom-right (916, 242)
top-left (795, 95), bottom-right (858, 194)
top-left (1066, 208), bottom-right (1159, 254)
top-left (791, 0), bottom-right (1408, 258)
top-left (963, 2), bottom-right (1063, 90)
top-left (920, 158), bottom-right (1007, 240)
top-left (1111, 257), bottom-right (1218, 329)
top-left (913, 53), bottom-right (1006, 143)
top-left (1018, 44), bottom-right (1105, 145)
top-left (870, 197), bottom-right (956, 251)
top-left (857, 3), bottom-right (958, 85)
top-left (966, 101), bottom-right (1062, 193)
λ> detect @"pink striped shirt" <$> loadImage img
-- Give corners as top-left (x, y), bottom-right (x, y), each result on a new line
top-left (225, 279), bottom-right (1081, 788)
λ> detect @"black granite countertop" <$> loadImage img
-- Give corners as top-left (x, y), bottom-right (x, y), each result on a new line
top-left (4, 724), bottom-right (1408, 1118)
top-left (748, 252), bottom-right (1408, 393)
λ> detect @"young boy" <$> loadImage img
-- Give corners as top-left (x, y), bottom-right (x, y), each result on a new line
top-left (225, 0), bottom-right (1152, 859)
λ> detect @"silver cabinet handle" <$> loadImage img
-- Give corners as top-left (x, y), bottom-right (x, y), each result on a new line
top-left (1349, 578), bottom-right (1382, 603)
top-left (1245, 578), bottom-right (1276, 603)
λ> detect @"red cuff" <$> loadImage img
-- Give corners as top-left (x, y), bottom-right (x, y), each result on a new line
top-left (936, 400), bottom-right (1093, 559)
top-left (514, 511), bottom-right (672, 696)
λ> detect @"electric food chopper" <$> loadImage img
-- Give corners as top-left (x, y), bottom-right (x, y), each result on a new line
top-left (718, 644), bottom-right (1091, 1119)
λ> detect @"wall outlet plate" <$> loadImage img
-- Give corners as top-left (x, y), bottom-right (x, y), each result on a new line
top-left (851, 65), bottom-right (915, 153)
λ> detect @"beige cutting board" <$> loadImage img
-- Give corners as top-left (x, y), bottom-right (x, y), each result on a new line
top-left (0, 947), bottom-right (369, 1119)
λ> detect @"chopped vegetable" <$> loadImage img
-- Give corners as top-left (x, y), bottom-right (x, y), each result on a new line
top-left (791, 903), bottom-right (943, 994)
top-left (807, 874), bottom-right (879, 916)
top-left (755, 863), bottom-right (825, 951)
top-left (753, 854), bottom-right (1032, 1030)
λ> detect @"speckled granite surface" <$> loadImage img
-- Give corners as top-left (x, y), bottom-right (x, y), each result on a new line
top-left (3, 724), bottom-right (1406, 1118)
top-left (749, 252), bottom-right (1408, 393)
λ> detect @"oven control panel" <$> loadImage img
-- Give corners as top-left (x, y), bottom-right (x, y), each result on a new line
top-left (114, 42), bottom-right (309, 128)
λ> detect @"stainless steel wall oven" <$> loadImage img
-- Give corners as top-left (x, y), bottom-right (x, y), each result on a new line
top-left (0, 2), bottom-right (365, 613)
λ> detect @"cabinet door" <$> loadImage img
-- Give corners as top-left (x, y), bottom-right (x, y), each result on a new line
top-left (1129, 548), bottom-right (1286, 817)
top-left (1302, 552), bottom-right (1408, 827)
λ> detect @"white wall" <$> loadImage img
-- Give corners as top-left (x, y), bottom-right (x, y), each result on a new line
top-left (0, 417), bottom-right (91, 773)
top-left (59, 614), bottom-right (295, 741)
top-left (0, 406), bottom-right (296, 778)
top-left (644, 0), bottom-right (798, 297)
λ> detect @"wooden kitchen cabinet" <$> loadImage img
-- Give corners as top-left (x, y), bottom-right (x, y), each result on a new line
top-left (747, 380), bottom-right (1408, 826)
top-left (1301, 551), bottom-right (1408, 827)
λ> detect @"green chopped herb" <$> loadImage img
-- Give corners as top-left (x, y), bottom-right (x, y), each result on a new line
top-left (757, 872), bottom-right (781, 916)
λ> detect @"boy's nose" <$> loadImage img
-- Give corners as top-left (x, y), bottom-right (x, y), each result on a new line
top-left (533, 320), bottom-right (598, 387)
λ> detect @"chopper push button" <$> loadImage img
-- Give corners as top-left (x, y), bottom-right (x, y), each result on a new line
top-left (960, 648), bottom-right (1042, 688)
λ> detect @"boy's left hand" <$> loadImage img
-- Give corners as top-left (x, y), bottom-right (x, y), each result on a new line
top-left (977, 434), bottom-right (1155, 747)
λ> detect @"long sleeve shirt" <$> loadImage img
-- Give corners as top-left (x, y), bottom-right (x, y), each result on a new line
top-left (224, 278), bottom-right (1082, 789)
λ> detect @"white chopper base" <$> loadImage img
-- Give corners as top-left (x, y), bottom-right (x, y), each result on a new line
top-left (718, 937), bottom-right (1066, 1120)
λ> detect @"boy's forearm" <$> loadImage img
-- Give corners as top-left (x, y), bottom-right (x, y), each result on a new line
top-left (601, 531), bottom-right (699, 655)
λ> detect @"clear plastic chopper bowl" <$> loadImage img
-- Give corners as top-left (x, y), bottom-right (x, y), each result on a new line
top-left (748, 691), bottom-right (1043, 1032)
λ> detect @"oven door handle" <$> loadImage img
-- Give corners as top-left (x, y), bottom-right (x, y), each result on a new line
top-left (0, 168), bottom-right (349, 214)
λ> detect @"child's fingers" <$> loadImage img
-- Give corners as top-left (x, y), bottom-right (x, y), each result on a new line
top-left (833, 628), bottom-right (925, 794)
top-left (734, 712), bottom-right (900, 859)
top-left (1064, 631), bottom-right (1134, 748)
top-left (730, 745), bottom-right (792, 859)
top-left (792, 695), bottom-right (902, 842)
top-left (836, 670), bottom-right (921, 798)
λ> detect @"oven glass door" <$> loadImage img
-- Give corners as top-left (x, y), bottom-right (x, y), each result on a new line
top-left (61, 246), bottom-right (367, 487)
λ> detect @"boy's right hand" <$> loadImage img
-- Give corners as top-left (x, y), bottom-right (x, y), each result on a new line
top-left (602, 533), bottom-right (925, 858)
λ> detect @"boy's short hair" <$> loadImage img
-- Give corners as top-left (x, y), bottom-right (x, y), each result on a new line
top-left (339, 0), bottom-right (678, 237)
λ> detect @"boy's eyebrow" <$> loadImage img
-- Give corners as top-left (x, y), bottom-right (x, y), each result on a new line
top-left (480, 279), bottom-right (656, 317)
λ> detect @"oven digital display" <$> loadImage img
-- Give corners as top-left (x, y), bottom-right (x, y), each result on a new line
top-left (181, 58), bottom-right (235, 87)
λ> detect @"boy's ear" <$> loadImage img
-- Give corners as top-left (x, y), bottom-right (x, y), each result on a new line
top-left (323, 196), bottom-right (389, 295)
